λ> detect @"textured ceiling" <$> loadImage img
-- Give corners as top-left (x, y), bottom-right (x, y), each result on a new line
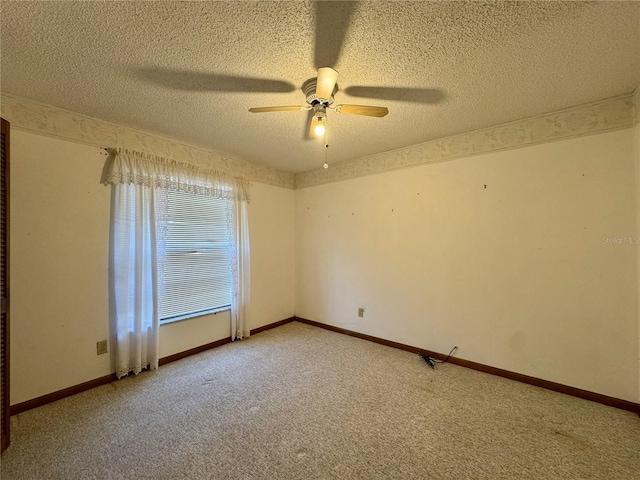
top-left (1, 1), bottom-right (639, 174)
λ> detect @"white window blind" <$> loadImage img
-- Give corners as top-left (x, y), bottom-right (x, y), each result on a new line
top-left (160, 190), bottom-right (232, 322)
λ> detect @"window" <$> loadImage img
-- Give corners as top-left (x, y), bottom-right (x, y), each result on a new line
top-left (160, 190), bottom-right (232, 323)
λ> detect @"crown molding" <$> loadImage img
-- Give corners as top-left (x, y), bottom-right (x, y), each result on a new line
top-left (295, 91), bottom-right (637, 189)
top-left (0, 92), bottom-right (295, 189)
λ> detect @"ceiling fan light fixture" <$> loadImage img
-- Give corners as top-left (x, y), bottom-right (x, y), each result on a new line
top-left (316, 67), bottom-right (338, 100)
top-left (313, 117), bottom-right (327, 137)
top-left (311, 111), bottom-right (327, 137)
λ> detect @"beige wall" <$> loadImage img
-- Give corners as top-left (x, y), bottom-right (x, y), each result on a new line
top-left (248, 182), bottom-right (296, 329)
top-left (158, 311), bottom-right (231, 359)
top-left (10, 133), bottom-right (111, 405)
top-left (8, 123), bottom-right (639, 405)
top-left (295, 128), bottom-right (639, 402)
top-left (10, 130), bottom-right (295, 404)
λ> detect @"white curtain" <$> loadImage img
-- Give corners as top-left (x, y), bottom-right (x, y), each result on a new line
top-left (104, 148), bottom-right (251, 377)
top-left (110, 182), bottom-right (165, 378)
top-left (230, 198), bottom-right (250, 340)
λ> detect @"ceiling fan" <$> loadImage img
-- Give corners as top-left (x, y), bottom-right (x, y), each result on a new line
top-left (249, 66), bottom-right (389, 138)
top-left (135, 2), bottom-right (443, 144)
top-left (244, 1), bottom-right (442, 141)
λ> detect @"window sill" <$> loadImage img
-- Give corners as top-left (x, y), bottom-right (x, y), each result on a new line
top-left (160, 306), bottom-right (231, 326)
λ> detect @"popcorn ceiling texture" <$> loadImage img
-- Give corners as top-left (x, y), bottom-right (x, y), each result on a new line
top-left (1, 1), bottom-right (638, 174)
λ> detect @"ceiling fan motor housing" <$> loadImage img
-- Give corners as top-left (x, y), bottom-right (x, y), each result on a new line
top-left (302, 78), bottom-right (336, 107)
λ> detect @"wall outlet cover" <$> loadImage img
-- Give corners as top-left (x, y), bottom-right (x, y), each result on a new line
top-left (97, 340), bottom-right (108, 355)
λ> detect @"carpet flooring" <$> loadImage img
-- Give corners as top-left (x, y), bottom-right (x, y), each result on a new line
top-left (1, 321), bottom-right (639, 479)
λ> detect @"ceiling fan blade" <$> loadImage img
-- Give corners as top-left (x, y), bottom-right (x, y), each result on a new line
top-left (134, 67), bottom-right (296, 93)
top-left (316, 67), bottom-right (339, 99)
top-left (343, 86), bottom-right (446, 104)
top-left (314, 1), bottom-right (357, 69)
top-left (249, 106), bottom-right (307, 113)
top-left (334, 104), bottom-right (389, 118)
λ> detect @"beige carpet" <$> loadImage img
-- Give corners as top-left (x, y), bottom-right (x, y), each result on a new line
top-left (2, 321), bottom-right (639, 479)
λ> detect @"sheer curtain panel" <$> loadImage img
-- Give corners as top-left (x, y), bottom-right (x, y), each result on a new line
top-left (110, 182), bottom-right (165, 378)
top-left (230, 198), bottom-right (250, 340)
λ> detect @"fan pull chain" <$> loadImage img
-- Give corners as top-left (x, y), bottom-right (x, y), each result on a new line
top-left (323, 129), bottom-right (329, 169)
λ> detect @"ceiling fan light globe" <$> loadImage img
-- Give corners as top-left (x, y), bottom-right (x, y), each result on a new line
top-left (314, 124), bottom-right (326, 136)
top-left (316, 67), bottom-right (339, 100)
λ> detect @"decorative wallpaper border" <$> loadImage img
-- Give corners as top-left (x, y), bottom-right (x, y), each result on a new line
top-left (295, 91), bottom-right (638, 189)
top-left (2, 89), bottom-right (636, 191)
top-left (0, 92), bottom-right (295, 189)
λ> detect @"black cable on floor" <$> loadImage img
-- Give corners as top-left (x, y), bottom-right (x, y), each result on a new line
top-left (419, 346), bottom-right (457, 369)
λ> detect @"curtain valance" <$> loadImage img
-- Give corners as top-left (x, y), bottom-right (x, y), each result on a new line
top-left (101, 148), bottom-right (250, 202)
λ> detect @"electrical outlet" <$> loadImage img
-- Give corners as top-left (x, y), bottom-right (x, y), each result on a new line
top-left (96, 340), bottom-right (108, 355)
top-left (358, 307), bottom-right (365, 318)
